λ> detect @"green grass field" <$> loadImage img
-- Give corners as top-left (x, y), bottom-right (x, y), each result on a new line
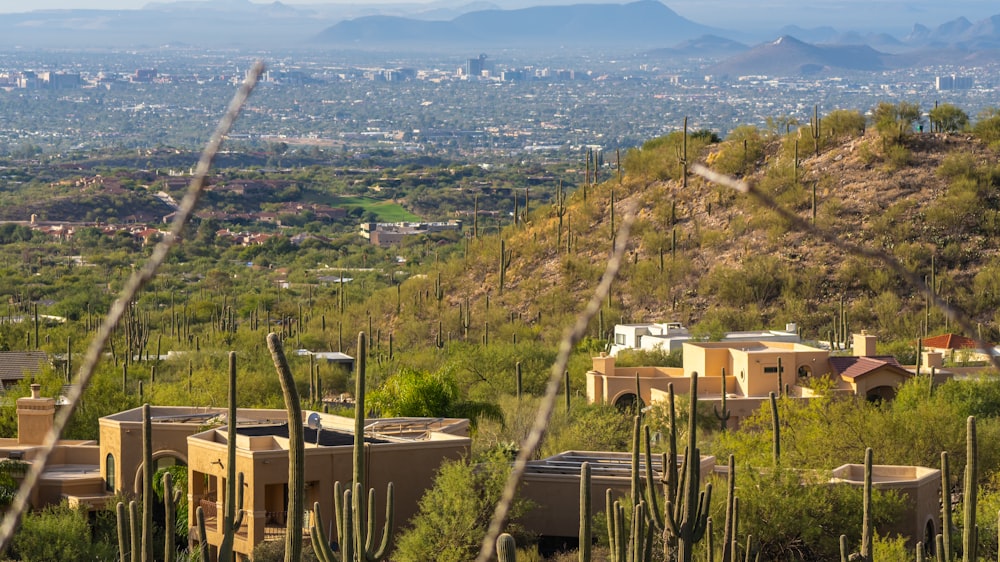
top-left (335, 196), bottom-right (420, 222)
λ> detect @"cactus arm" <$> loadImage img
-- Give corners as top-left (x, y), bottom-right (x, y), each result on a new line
top-left (342, 487), bottom-right (355, 562)
top-left (632, 502), bottom-right (645, 562)
top-left (233, 471), bottom-right (246, 530)
top-left (129, 501), bottom-right (140, 562)
top-left (606, 490), bottom-right (617, 562)
top-left (692, 483), bottom-right (713, 542)
top-left (311, 502), bottom-right (339, 562)
top-left (641, 426), bottom-right (663, 531)
top-left (334, 480), bottom-right (345, 545)
top-left (370, 482), bottom-right (395, 560)
top-left (116, 502), bottom-right (128, 562)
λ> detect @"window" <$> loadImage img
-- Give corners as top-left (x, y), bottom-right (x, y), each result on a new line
top-left (763, 366), bottom-right (779, 374)
top-left (615, 333), bottom-right (626, 345)
top-left (798, 365), bottom-right (812, 378)
top-left (105, 454), bottom-right (115, 492)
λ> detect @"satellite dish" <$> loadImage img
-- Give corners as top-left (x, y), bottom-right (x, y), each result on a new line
top-left (307, 412), bottom-right (322, 430)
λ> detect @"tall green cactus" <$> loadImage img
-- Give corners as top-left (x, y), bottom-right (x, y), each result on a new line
top-left (496, 533), bottom-right (517, 562)
top-left (942, 451), bottom-right (953, 562)
top-left (499, 239), bottom-right (513, 295)
top-left (267, 334), bottom-right (303, 562)
top-left (714, 368), bottom-right (731, 432)
top-left (163, 471), bottom-right (179, 562)
top-left (640, 375), bottom-right (712, 562)
top-left (116, 502), bottom-right (129, 562)
top-left (810, 104), bottom-right (821, 156)
top-left (142, 403), bottom-right (153, 562)
top-left (580, 462), bottom-right (591, 562)
top-left (862, 447), bottom-right (873, 560)
top-left (312, 333), bottom-right (395, 562)
top-left (720, 455), bottom-right (736, 562)
top-left (964, 416), bottom-right (977, 562)
top-left (219, 352), bottom-right (246, 562)
top-left (770, 392), bottom-right (780, 466)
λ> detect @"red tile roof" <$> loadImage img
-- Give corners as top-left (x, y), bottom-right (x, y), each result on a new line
top-left (828, 356), bottom-right (911, 380)
top-left (921, 333), bottom-right (981, 350)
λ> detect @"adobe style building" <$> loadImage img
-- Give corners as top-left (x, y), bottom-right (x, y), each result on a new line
top-left (517, 450), bottom-right (940, 551)
top-left (0, 384), bottom-right (104, 508)
top-left (99, 405), bottom-right (471, 560)
top-left (588, 332), bottom-right (913, 426)
top-left (609, 322), bottom-right (801, 356)
top-left (920, 333), bottom-right (996, 365)
top-left (185, 414), bottom-right (470, 560)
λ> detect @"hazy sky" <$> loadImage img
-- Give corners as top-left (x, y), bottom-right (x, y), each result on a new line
top-left (1, 0), bottom-right (997, 31)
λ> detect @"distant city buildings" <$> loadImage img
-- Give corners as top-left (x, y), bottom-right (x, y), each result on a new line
top-left (936, 74), bottom-right (974, 90)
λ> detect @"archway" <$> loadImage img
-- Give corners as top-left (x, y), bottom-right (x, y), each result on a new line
top-left (865, 385), bottom-right (897, 403)
top-left (133, 450), bottom-right (187, 494)
top-left (613, 393), bottom-right (644, 413)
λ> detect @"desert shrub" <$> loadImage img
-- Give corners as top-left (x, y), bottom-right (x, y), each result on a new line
top-left (884, 144), bottom-right (911, 170)
top-left (711, 125), bottom-right (765, 176)
top-left (11, 502), bottom-right (115, 561)
top-left (824, 108), bottom-right (867, 137)
top-left (393, 452), bottom-right (533, 562)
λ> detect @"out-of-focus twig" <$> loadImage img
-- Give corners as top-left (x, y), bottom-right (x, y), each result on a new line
top-left (0, 61), bottom-right (266, 550)
top-left (690, 162), bottom-right (1000, 371)
top-left (474, 201), bottom-right (638, 562)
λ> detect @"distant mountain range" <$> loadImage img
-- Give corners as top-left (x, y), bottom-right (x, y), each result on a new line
top-left (314, 0), bottom-right (719, 49)
top-left (0, 0), bottom-right (999, 68)
top-left (707, 35), bottom-right (894, 76)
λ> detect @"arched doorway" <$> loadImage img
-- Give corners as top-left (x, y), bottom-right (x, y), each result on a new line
top-left (133, 451), bottom-right (187, 494)
top-left (614, 393), bottom-right (644, 413)
top-left (866, 386), bottom-right (897, 403)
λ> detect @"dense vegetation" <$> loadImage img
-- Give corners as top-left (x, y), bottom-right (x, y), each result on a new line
top-left (3, 101), bottom-right (1000, 559)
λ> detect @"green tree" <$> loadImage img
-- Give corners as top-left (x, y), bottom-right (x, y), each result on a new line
top-left (393, 452), bottom-right (533, 562)
top-left (929, 103), bottom-right (970, 133)
top-left (12, 501), bottom-right (115, 561)
top-left (368, 368), bottom-right (502, 427)
top-left (973, 108), bottom-right (1000, 147)
top-left (823, 109), bottom-right (867, 137)
top-left (872, 101), bottom-right (922, 145)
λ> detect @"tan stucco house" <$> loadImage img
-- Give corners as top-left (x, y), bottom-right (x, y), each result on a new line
top-left (587, 332), bottom-right (914, 427)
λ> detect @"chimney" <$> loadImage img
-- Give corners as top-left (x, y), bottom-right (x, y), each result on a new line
top-left (853, 331), bottom-right (877, 357)
top-left (17, 383), bottom-right (55, 446)
top-left (592, 353), bottom-right (616, 376)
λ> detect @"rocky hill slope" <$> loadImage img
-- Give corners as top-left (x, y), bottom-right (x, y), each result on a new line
top-left (380, 124), bottom-right (1000, 353)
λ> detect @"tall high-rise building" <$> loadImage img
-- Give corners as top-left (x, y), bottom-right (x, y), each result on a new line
top-left (465, 54), bottom-right (488, 78)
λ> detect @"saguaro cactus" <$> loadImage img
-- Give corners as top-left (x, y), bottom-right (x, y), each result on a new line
top-left (499, 239), bottom-right (513, 295)
top-left (941, 451), bottom-right (953, 562)
top-left (714, 368), bottom-right (731, 432)
top-left (267, 334), bottom-right (303, 562)
top-left (964, 416), bottom-right (978, 562)
top-left (770, 392), bottom-right (780, 466)
top-left (312, 333), bottom-right (395, 562)
top-left (862, 447), bottom-right (873, 560)
top-left (496, 533), bottom-right (517, 562)
top-left (580, 462), bottom-right (591, 562)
